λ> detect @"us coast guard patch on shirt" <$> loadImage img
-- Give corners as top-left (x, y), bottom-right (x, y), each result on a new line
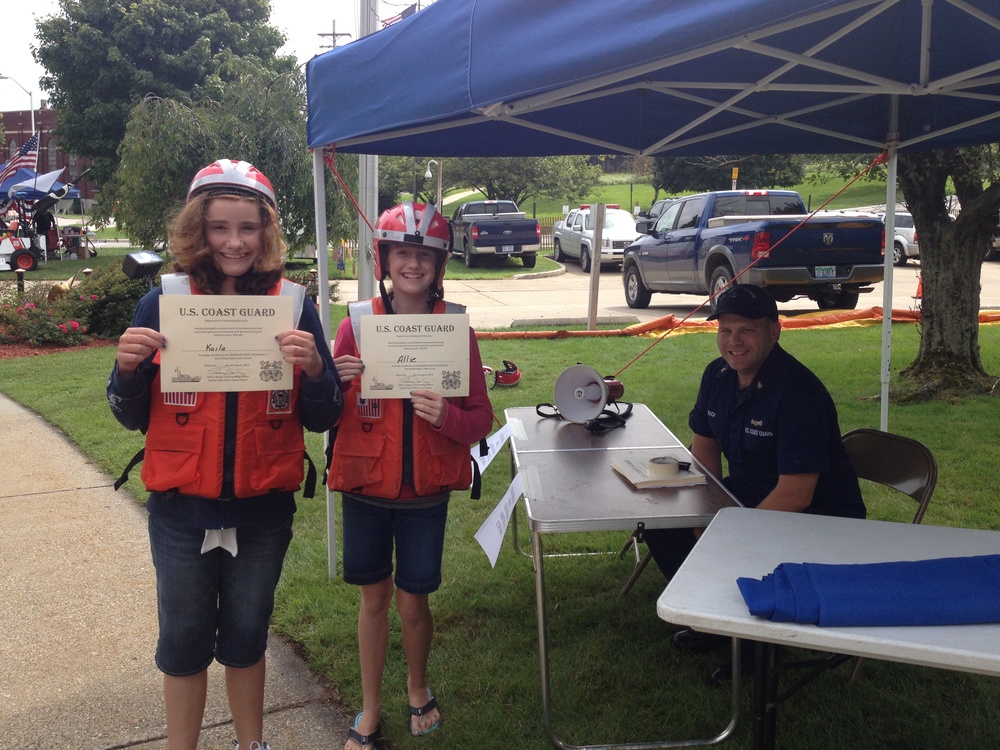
top-left (356, 394), bottom-right (382, 420)
top-left (268, 390), bottom-right (293, 415)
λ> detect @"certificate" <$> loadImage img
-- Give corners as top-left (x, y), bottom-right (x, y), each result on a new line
top-left (360, 314), bottom-right (470, 398)
top-left (159, 295), bottom-right (294, 392)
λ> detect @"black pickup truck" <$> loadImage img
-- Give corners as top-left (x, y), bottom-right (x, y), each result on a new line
top-left (450, 200), bottom-right (541, 268)
top-left (623, 190), bottom-right (885, 311)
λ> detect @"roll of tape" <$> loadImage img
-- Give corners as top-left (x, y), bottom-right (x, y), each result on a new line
top-left (648, 456), bottom-right (680, 478)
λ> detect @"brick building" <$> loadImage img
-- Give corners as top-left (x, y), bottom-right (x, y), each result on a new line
top-left (2, 101), bottom-right (98, 206)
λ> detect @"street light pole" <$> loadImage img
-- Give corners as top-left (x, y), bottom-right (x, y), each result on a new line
top-left (424, 159), bottom-right (442, 208)
top-left (0, 74), bottom-right (35, 135)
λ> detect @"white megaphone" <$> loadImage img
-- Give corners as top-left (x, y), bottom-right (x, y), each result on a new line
top-left (553, 364), bottom-right (625, 424)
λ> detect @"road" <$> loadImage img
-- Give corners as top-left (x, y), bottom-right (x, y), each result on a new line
top-left (342, 257), bottom-right (1000, 330)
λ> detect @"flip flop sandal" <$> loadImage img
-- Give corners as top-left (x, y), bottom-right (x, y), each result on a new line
top-left (408, 689), bottom-right (441, 736)
top-left (347, 711), bottom-right (379, 749)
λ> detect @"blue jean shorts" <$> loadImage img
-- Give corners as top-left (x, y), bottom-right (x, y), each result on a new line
top-left (147, 513), bottom-right (293, 676)
top-left (341, 495), bottom-right (449, 594)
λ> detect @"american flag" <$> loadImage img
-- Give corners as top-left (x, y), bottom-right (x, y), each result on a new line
top-left (381, 3), bottom-right (416, 27)
top-left (0, 133), bottom-right (39, 185)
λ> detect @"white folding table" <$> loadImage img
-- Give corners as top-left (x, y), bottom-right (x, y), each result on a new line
top-left (657, 507), bottom-right (1000, 750)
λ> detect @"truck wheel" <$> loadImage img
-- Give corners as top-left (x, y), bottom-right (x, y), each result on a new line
top-left (708, 266), bottom-right (735, 310)
top-left (580, 247), bottom-right (592, 273)
top-left (893, 242), bottom-right (907, 266)
top-left (11, 250), bottom-right (39, 272)
top-left (624, 265), bottom-right (651, 309)
top-left (463, 240), bottom-right (478, 269)
top-left (521, 254), bottom-right (537, 269)
top-left (554, 239), bottom-right (566, 262)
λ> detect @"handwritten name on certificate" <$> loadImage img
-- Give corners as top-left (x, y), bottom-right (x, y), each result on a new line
top-left (159, 295), bottom-right (293, 392)
top-left (360, 314), bottom-right (470, 398)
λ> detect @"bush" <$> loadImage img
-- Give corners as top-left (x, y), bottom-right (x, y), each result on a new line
top-left (0, 284), bottom-right (94, 346)
top-left (284, 268), bottom-right (340, 305)
top-left (73, 266), bottom-right (152, 339)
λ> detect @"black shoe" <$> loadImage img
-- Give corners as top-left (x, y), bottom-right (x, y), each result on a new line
top-left (672, 628), bottom-right (729, 654)
top-left (707, 643), bottom-right (756, 688)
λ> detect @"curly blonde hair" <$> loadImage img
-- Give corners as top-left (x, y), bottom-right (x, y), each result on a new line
top-left (167, 192), bottom-right (286, 295)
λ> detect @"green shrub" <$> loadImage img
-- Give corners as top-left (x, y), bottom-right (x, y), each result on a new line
top-left (73, 266), bottom-right (152, 339)
top-left (0, 284), bottom-right (94, 345)
top-left (284, 268), bottom-right (340, 305)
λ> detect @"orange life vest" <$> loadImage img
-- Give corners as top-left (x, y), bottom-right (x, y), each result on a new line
top-left (139, 275), bottom-right (307, 499)
top-left (327, 297), bottom-right (472, 499)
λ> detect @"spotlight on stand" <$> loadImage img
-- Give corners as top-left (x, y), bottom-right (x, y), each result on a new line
top-left (123, 251), bottom-right (164, 291)
top-left (553, 364), bottom-right (625, 424)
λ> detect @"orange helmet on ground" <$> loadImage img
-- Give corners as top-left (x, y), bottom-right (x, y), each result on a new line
top-left (373, 202), bottom-right (452, 288)
top-left (187, 159), bottom-right (276, 209)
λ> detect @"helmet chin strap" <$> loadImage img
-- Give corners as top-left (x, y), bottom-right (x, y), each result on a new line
top-left (379, 278), bottom-right (395, 314)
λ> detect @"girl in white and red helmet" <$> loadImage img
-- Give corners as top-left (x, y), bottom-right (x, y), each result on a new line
top-left (329, 202), bottom-right (493, 748)
top-left (107, 159), bottom-right (344, 750)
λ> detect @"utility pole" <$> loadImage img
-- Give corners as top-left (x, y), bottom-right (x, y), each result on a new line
top-left (317, 20), bottom-right (352, 51)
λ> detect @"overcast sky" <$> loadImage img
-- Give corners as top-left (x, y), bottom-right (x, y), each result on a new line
top-left (0, 0), bottom-right (381, 114)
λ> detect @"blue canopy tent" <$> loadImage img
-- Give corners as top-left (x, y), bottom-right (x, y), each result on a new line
top-left (306, 0), bottom-right (1000, 581)
top-left (1, 167), bottom-right (81, 202)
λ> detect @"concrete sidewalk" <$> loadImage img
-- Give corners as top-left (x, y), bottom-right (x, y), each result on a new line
top-left (0, 394), bottom-right (351, 749)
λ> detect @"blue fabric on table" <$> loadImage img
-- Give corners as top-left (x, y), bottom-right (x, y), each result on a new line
top-left (737, 555), bottom-right (1000, 627)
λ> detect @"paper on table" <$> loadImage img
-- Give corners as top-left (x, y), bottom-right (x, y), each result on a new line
top-left (610, 449), bottom-right (706, 489)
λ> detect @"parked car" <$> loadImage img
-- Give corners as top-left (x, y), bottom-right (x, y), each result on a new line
top-left (622, 189), bottom-right (885, 311)
top-left (878, 211), bottom-right (919, 266)
top-left (450, 200), bottom-right (540, 268)
top-left (552, 205), bottom-right (641, 272)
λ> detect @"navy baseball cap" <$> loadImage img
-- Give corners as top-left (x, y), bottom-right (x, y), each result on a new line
top-left (707, 284), bottom-right (778, 321)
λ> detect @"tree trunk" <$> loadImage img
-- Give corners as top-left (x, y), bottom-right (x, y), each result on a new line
top-left (897, 150), bottom-right (999, 397)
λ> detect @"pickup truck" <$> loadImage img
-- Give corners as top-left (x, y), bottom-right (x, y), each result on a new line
top-left (552, 204), bottom-right (642, 272)
top-left (622, 190), bottom-right (884, 311)
top-left (449, 200), bottom-right (540, 269)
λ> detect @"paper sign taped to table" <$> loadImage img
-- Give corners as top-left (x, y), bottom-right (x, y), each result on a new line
top-left (475, 473), bottom-right (523, 568)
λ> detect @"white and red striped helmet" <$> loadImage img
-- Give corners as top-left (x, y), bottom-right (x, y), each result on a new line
top-left (187, 159), bottom-right (276, 208)
top-left (373, 202), bottom-right (451, 281)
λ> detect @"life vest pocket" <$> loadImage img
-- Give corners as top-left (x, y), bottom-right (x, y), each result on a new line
top-left (331, 431), bottom-right (386, 491)
top-left (247, 423), bottom-right (307, 492)
top-left (141, 424), bottom-right (207, 494)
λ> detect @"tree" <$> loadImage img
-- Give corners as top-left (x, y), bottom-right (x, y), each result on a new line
top-left (443, 156), bottom-right (602, 207)
top-left (652, 155), bottom-right (805, 194)
top-left (816, 147), bottom-right (1000, 397)
top-left (34, 0), bottom-right (295, 182)
top-left (897, 148), bottom-right (1000, 395)
top-left (97, 62), bottom-right (357, 253)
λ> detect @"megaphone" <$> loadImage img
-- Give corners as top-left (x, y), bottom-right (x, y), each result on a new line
top-left (553, 364), bottom-right (625, 424)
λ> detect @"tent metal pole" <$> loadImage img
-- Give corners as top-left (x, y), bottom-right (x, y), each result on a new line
top-left (312, 148), bottom-right (338, 579)
top-left (880, 96), bottom-right (900, 432)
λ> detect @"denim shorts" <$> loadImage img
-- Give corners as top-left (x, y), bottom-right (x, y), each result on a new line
top-left (341, 495), bottom-right (449, 594)
top-left (147, 513), bottom-right (293, 676)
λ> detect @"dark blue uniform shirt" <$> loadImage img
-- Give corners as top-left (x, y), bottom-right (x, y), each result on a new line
top-left (688, 343), bottom-right (865, 519)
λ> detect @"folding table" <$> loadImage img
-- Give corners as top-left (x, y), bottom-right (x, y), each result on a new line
top-left (657, 507), bottom-right (1000, 750)
top-left (506, 404), bottom-right (741, 749)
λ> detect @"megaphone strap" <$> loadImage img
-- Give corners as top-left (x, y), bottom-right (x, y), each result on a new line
top-left (584, 402), bottom-right (634, 434)
top-left (535, 403), bottom-right (562, 420)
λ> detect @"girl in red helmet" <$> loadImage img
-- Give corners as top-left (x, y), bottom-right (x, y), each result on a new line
top-left (329, 202), bottom-right (493, 749)
top-left (107, 160), bottom-right (343, 750)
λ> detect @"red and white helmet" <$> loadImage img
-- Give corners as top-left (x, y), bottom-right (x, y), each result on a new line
top-left (493, 360), bottom-right (521, 387)
top-left (373, 202), bottom-right (451, 282)
top-left (187, 159), bottom-right (276, 208)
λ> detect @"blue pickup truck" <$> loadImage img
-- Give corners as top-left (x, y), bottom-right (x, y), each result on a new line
top-left (623, 190), bottom-right (884, 311)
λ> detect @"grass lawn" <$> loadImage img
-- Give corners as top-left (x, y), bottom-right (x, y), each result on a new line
top-left (1, 319), bottom-right (999, 749)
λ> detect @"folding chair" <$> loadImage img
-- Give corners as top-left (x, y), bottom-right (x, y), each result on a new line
top-left (841, 427), bottom-right (938, 681)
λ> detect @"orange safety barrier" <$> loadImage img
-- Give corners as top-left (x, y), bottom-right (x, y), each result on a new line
top-left (475, 308), bottom-right (1000, 340)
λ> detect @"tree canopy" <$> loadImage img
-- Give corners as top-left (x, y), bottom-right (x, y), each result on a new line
top-left (652, 155), bottom-right (805, 195)
top-left (435, 156), bottom-right (603, 208)
top-left (34, 0), bottom-right (295, 182)
top-left (97, 62), bottom-right (357, 253)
